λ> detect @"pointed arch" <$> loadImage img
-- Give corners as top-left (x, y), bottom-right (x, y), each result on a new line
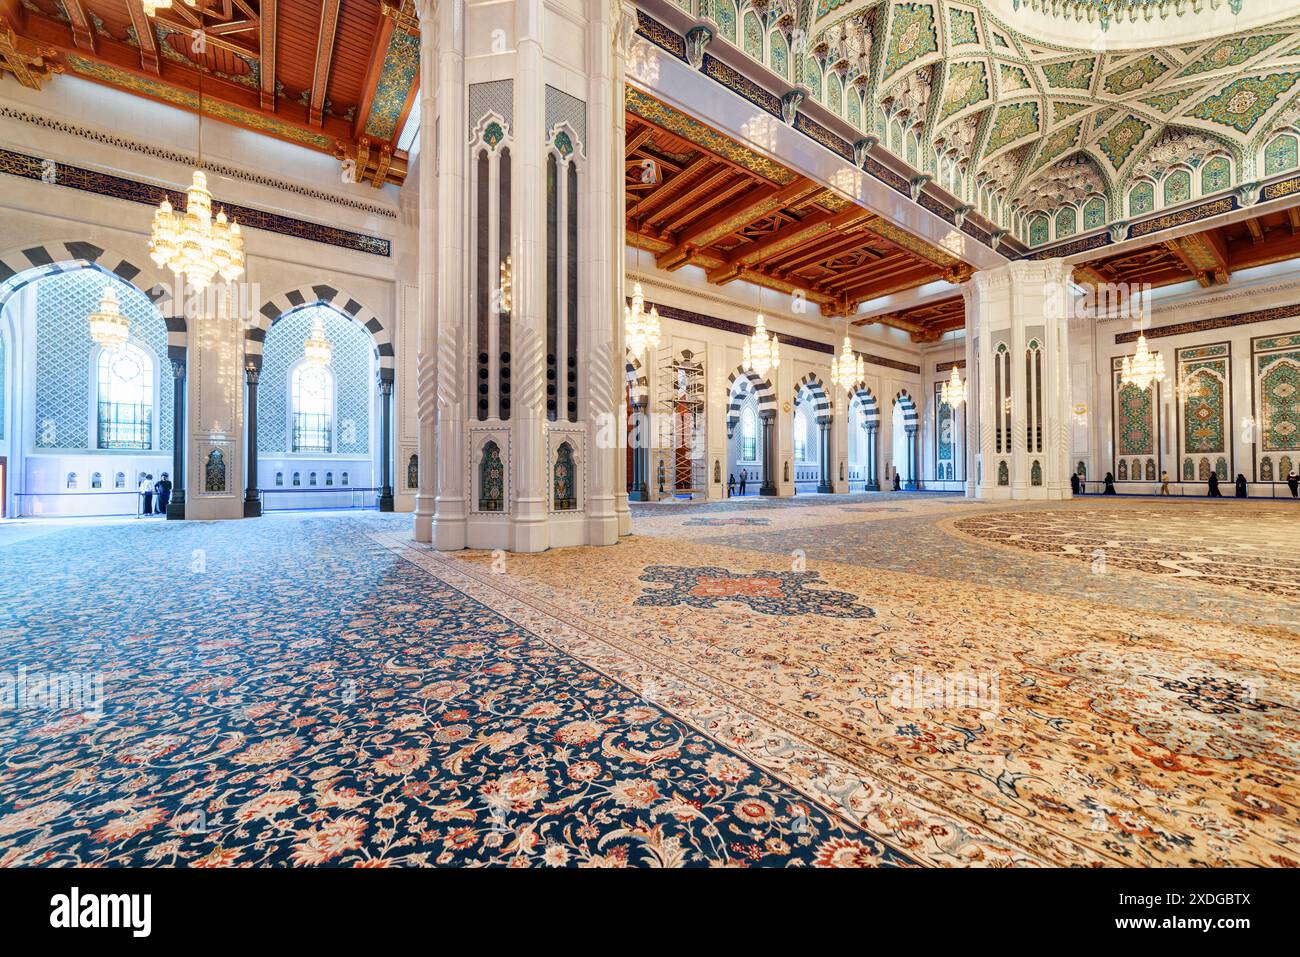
top-left (0, 240), bottom-right (183, 354)
top-left (725, 365), bottom-right (776, 437)
top-left (248, 284), bottom-right (393, 376)
top-left (794, 372), bottom-right (832, 423)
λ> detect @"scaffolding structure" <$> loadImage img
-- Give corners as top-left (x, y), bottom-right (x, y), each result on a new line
top-left (655, 350), bottom-right (707, 498)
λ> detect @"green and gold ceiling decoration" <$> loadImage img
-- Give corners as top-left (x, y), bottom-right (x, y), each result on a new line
top-left (696, 0), bottom-right (1300, 247)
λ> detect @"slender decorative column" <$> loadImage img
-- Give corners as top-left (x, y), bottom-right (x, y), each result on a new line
top-left (905, 426), bottom-right (918, 489)
top-left (628, 400), bottom-right (648, 501)
top-left (243, 363), bottom-right (262, 517)
top-left (167, 354), bottom-right (187, 520)
top-left (817, 420), bottom-right (833, 493)
top-left (864, 424), bottom-right (878, 491)
top-left (377, 373), bottom-right (395, 511)
top-left (412, 0), bottom-right (439, 543)
top-left (760, 410), bottom-right (777, 495)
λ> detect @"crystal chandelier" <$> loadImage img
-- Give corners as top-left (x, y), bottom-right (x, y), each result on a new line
top-left (146, 6), bottom-right (244, 289)
top-left (143, 0), bottom-right (199, 17)
top-left (939, 364), bottom-right (966, 407)
top-left (88, 285), bottom-right (130, 352)
top-left (829, 333), bottom-right (864, 392)
top-left (303, 313), bottom-right (333, 366)
top-left (149, 171), bottom-right (245, 288)
top-left (1120, 332), bottom-right (1165, 391)
top-left (624, 230), bottom-right (661, 359)
top-left (624, 280), bottom-right (661, 359)
top-left (743, 313), bottom-right (781, 378)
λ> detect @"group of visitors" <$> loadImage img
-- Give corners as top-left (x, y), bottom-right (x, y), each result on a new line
top-left (1084, 469), bottom-right (1300, 498)
top-left (138, 473), bottom-right (173, 516)
top-left (726, 470), bottom-right (750, 497)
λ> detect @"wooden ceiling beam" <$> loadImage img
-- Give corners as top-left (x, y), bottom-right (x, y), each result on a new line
top-left (61, 0), bottom-right (94, 53)
top-left (259, 0), bottom-right (277, 111)
top-left (656, 177), bottom-right (821, 270)
top-left (627, 155), bottom-right (714, 221)
top-left (1288, 206), bottom-right (1300, 235)
top-left (708, 204), bottom-right (877, 284)
top-left (1226, 220), bottom-right (1300, 272)
top-left (1246, 217), bottom-right (1265, 243)
top-left (309, 0), bottom-right (342, 128)
top-left (125, 1), bottom-right (160, 75)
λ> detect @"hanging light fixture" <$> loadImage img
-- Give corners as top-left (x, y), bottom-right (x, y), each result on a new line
top-left (147, 4), bottom-right (245, 289)
top-left (829, 329), bottom-right (864, 392)
top-left (1120, 332), bottom-right (1166, 391)
top-left (743, 313), bottom-right (782, 379)
top-left (303, 313), bottom-right (333, 367)
top-left (88, 285), bottom-right (130, 352)
top-left (143, 0), bottom-right (198, 16)
top-left (624, 227), bottom-right (661, 359)
top-left (742, 283), bottom-right (781, 378)
top-left (939, 334), bottom-right (966, 408)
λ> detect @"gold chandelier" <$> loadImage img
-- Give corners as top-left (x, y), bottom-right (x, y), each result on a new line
top-left (743, 313), bottom-right (781, 379)
top-left (149, 171), bottom-right (245, 288)
top-left (88, 285), bottom-right (130, 352)
top-left (1120, 332), bottom-right (1165, 391)
top-left (146, 5), bottom-right (244, 289)
top-left (303, 313), bottom-right (333, 366)
top-left (624, 280), bottom-right (661, 359)
top-left (829, 333), bottom-right (863, 393)
top-left (939, 364), bottom-right (966, 407)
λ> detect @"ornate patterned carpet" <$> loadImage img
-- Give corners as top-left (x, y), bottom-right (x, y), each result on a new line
top-left (1, 493), bottom-right (1297, 867)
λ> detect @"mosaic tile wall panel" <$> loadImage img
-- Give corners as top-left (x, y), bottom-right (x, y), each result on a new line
top-left (1253, 335), bottom-right (1300, 480)
top-left (1176, 343), bottom-right (1230, 482)
top-left (1112, 356), bottom-right (1156, 476)
top-left (34, 270), bottom-right (171, 452)
top-left (259, 306), bottom-right (373, 457)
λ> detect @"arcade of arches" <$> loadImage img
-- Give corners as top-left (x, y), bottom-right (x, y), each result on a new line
top-left (1, 0), bottom-right (1299, 878)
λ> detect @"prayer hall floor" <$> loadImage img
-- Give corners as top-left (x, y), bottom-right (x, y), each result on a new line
top-left (1, 494), bottom-right (1296, 866)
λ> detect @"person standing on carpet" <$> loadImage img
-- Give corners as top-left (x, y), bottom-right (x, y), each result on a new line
top-left (738, 470), bottom-right (747, 497)
top-left (1235, 473), bottom-right (1248, 498)
top-left (727, 473), bottom-right (735, 498)
top-left (1103, 472), bottom-right (1116, 495)
top-left (1288, 469), bottom-right (1299, 499)
top-left (1070, 472), bottom-right (1080, 495)
top-left (1160, 471), bottom-right (1170, 496)
top-left (139, 474), bottom-right (154, 516)
top-left (892, 468), bottom-right (901, 491)
top-left (1208, 473), bottom-right (1222, 497)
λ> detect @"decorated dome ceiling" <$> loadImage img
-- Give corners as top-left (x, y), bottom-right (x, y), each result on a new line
top-left (695, 0), bottom-right (1300, 247)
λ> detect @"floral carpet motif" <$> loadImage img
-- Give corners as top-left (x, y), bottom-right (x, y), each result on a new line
top-left (635, 565), bottom-right (874, 618)
top-left (681, 517), bottom-right (772, 527)
top-left (0, 517), bottom-right (909, 868)
top-left (5, 494), bottom-right (1300, 869)
top-left (950, 507), bottom-right (1300, 599)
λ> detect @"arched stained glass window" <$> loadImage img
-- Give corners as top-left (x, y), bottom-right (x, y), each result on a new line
top-left (96, 343), bottom-right (154, 449)
top-left (291, 362), bottom-right (334, 453)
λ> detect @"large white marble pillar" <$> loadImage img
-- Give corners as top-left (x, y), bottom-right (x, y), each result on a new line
top-left (186, 281), bottom-right (244, 520)
top-left (413, 0), bottom-right (439, 543)
top-left (963, 259), bottom-right (1074, 500)
top-left (582, 0), bottom-right (620, 544)
top-left (613, 2), bottom-right (634, 535)
top-left (432, 0), bottom-right (468, 550)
